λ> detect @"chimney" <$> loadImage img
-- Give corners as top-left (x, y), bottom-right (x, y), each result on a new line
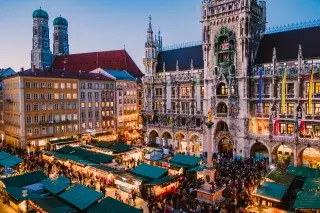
top-left (31, 65), bottom-right (36, 72)
top-left (20, 67), bottom-right (24, 72)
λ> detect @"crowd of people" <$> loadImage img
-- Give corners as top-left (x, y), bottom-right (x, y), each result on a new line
top-left (0, 145), bottom-right (268, 213)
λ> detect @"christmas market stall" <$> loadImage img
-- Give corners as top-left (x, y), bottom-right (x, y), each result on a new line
top-left (40, 176), bottom-right (71, 195)
top-left (90, 132), bottom-right (118, 143)
top-left (47, 137), bottom-right (81, 150)
top-left (293, 191), bottom-right (320, 213)
top-left (168, 154), bottom-right (203, 175)
top-left (144, 150), bottom-right (170, 167)
top-left (58, 184), bottom-right (103, 211)
top-left (113, 171), bottom-right (148, 197)
top-left (131, 163), bottom-right (180, 199)
top-left (87, 196), bottom-right (143, 213)
top-left (0, 151), bottom-right (23, 177)
top-left (252, 181), bottom-right (289, 209)
top-left (0, 171), bottom-right (47, 212)
top-left (29, 197), bottom-right (76, 213)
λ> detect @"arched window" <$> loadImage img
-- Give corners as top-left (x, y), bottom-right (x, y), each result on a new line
top-left (217, 83), bottom-right (228, 95)
top-left (217, 102), bottom-right (228, 114)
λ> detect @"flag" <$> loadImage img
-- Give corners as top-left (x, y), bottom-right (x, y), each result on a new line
top-left (308, 66), bottom-right (314, 114)
top-left (281, 69), bottom-right (287, 114)
top-left (258, 67), bottom-right (263, 114)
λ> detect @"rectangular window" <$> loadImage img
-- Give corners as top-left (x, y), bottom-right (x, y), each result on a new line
top-left (40, 94), bottom-right (45, 99)
top-left (82, 123), bottom-right (86, 130)
top-left (41, 103), bottom-right (46, 110)
top-left (280, 123), bottom-right (287, 134)
top-left (315, 83), bottom-right (320, 94)
top-left (34, 115), bottom-right (39, 123)
top-left (60, 94), bottom-right (65, 99)
top-left (33, 82), bottom-right (38, 88)
top-left (96, 122), bottom-right (100, 128)
top-left (288, 103), bottom-right (294, 114)
top-left (73, 113), bottom-right (78, 120)
top-left (315, 104), bottom-right (320, 115)
top-left (33, 94), bottom-right (38, 100)
top-left (54, 93), bottom-right (59, 100)
top-left (34, 104), bottom-right (39, 111)
top-left (48, 82), bottom-right (52, 89)
top-left (81, 92), bottom-right (85, 99)
top-left (66, 93), bottom-right (72, 99)
top-left (95, 111), bottom-right (99, 117)
top-left (287, 83), bottom-right (294, 94)
top-left (95, 83), bottom-right (99, 89)
top-left (48, 114), bottom-right (53, 122)
top-left (26, 104), bottom-right (31, 111)
top-left (95, 92), bottom-right (99, 99)
top-left (66, 83), bottom-right (71, 89)
top-left (34, 128), bottom-right (39, 136)
top-left (54, 104), bottom-right (59, 110)
top-left (47, 94), bottom-right (52, 99)
top-left (26, 116), bottom-right (32, 124)
top-left (60, 83), bottom-right (65, 89)
top-left (88, 111), bottom-right (92, 118)
top-left (72, 93), bottom-right (77, 99)
top-left (25, 82), bottom-right (31, 88)
top-left (54, 83), bottom-right (59, 89)
top-left (26, 94), bottom-right (31, 100)
top-left (72, 83), bottom-right (77, 89)
top-left (40, 82), bottom-right (45, 88)
top-left (88, 83), bottom-right (92, 89)
top-left (81, 83), bottom-right (85, 89)
top-left (88, 121), bottom-right (93, 128)
top-left (95, 102), bottom-right (99, 107)
top-left (41, 115), bottom-right (46, 123)
top-left (88, 102), bottom-right (92, 108)
top-left (288, 124), bottom-right (294, 134)
top-left (88, 92), bottom-right (92, 99)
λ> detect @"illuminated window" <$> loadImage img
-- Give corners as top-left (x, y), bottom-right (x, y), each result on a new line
top-left (34, 128), bottom-right (39, 135)
top-left (102, 102), bottom-right (105, 107)
top-left (288, 103), bottom-right (294, 114)
top-left (66, 93), bottom-right (71, 99)
top-left (88, 102), bottom-right (92, 108)
top-left (60, 83), bottom-right (65, 89)
top-left (55, 126), bottom-right (60, 133)
top-left (66, 83), bottom-right (71, 89)
top-left (82, 123), bottom-right (86, 129)
top-left (95, 102), bottom-right (99, 107)
top-left (72, 83), bottom-right (77, 89)
top-left (181, 87), bottom-right (191, 97)
top-left (72, 93), bottom-right (77, 99)
top-left (96, 122), bottom-right (100, 128)
top-left (54, 93), bottom-right (59, 99)
top-left (88, 122), bottom-right (93, 129)
top-left (280, 123), bottom-right (287, 134)
top-left (288, 124), bottom-right (294, 134)
top-left (263, 103), bottom-right (270, 114)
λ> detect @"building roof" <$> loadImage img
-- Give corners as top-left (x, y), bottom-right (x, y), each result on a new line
top-left (169, 154), bottom-right (202, 168)
top-left (302, 177), bottom-right (320, 191)
top-left (41, 176), bottom-right (71, 195)
top-left (254, 181), bottom-right (288, 202)
top-left (293, 191), bottom-right (320, 209)
top-left (0, 151), bottom-right (11, 160)
top-left (104, 69), bottom-right (136, 81)
top-left (51, 50), bottom-right (143, 78)
top-left (53, 16), bottom-right (68, 26)
top-left (32, 8), bottom-right (49, 19)
top-left (87, 197), bottom-right (143, 213)
top-left (156, 45), bottom-right (203, 72)
top-left (7, 68), bottom-right (114, 81)
top-left (255, 26), bottom-right (320, 64)
top-left (1, 171), bottom-right (47, 187)
top-left (131, 163), bottom-right (168, 180)
top-left (31, 197), bottom-right (76, 213)
top-left (0, 68), bottom-right (16, 78)
top-left (59, 184), bottom-right (103, 210)
top-left (286, 165), bottom-right (320, 179)
top-left (266, 169), bottom-right (295, 186)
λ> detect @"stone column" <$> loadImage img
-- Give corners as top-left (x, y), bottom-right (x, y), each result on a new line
top-left (207, 125), bottom-right (213, 167)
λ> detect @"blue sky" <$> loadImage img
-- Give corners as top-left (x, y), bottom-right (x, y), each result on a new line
top-left (0, 0), bottom-right (320, 71)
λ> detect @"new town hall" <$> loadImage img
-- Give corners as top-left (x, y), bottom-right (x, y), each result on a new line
top-left (142, 0), bottom-right (320, 168)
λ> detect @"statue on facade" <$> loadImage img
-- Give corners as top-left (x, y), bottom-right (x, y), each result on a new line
top-left (206, 107), bottom-right (214, 128)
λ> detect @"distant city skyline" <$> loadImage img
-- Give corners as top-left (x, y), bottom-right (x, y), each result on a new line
top-left (1, 0), bottom-right (320, 71)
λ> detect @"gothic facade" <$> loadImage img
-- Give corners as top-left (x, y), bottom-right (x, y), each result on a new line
top-left (142, 0), bottom-right (320, 168)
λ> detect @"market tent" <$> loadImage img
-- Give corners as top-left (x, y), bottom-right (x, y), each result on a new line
top-left (59, 184), bottom-right (103, 210)
top-left (87, 197), bottom-right (143, 213)
top-left (0, 155), bottom-right (23, 168)
top-left (48, 137), bottom-right (79, 145)
top-left (253, 181), bottom-right (288, 202)
top-left (286, 165), bottom-right (320, 179)
top-left (187, 164), bottom-right (206, 172)
top-left (5, 187), bottom-right (43, 202)
top-left (1, 171), bottom-right (47, 187)
top-left (41, 176), bottom-right (71, 195)
top-left (90, 164), bottom-right (120, 174)
top-left (293, 191), bottom-right (320, 209)
top-left (84, 152), bottom-right (114, 164)
top-left (131, 163), bottom-right (168, 179)
top-left (169, 154), bottom-right (202, 168)
top-left (31, 197), bottom-right (76, 213)
top-left (0, 151), bottom-right (11, 160)
top-left (92, 142), bottom-right (131, 154)
top-left (266, 169), bottom-right (295, 186)
top-left (52, 152), bottom-right (95, 166)
top-left (302, 177), bottom-right (320, 191)
top-left (145, 175), bottom-right (179, 186)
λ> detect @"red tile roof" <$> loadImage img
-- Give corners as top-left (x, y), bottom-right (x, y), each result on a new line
top-left (51, 50), bottom-right (143, 78)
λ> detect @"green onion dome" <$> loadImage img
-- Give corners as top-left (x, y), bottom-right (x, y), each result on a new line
top-left (32, 8), bottom-right (49, 19)
top-left (53, 16), bottom-right (68, 26)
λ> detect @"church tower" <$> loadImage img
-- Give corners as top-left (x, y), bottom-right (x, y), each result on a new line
top-left (142, 16), bottom-right (161, 77)
top-left (201, 0), bottom-right (266, 158)
top-left (31, 8), bottom-right (53, 69)
top-left (53, 16), bottom-right (69, 55)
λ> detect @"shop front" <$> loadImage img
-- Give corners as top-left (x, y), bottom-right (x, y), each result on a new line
top-left (145, 175), bottom-right (180, 199)
top-left (114, 172), bottom-right (146, 197)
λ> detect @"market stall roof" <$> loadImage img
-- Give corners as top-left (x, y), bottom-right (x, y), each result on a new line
top-left (145, 175), bottom-right (179, 186)
top-left (187, 164), bottom-right (206, 172)
top-left (302, 177), bottom-right (320, 191)
top-left (59, 184), bottom-right (103, 210)
top-left (91, 142), bottom-right (131, 154)
top-left (41, 176), bottom-right (71, 195)
top-left (266, 169), bottom-right (295, 186)
top-left (87, 197), bottom-right (143, 213)
top-left (293, 191), bottom-right (320, 209)
top-left (90, 164), bottom-right (120, 174)
top-left (169, 162), bottom-right (189, 169)
top-left (286, 165), bottom-right (320, 179)
top-left (48, 137), bottom-right (79, 145)
top-left (1, 171), bottom-right (47, 187)
top-left (53, 152), bottom-right (96, 166)
top-left (31, 197), bottom-right (76, 213)
top-left (0, 151), bottom-right (11, 160)
top-left (84, 152), bottom-right (114, 164)
top-left (131, 163), bottom-right (168, 180)
top-left (0, 155), bottom-right (23, 168)
top-left (169, 154), bottom-right (202, 167)
top-left (253, 181), bottom-right (288, 202)
top-left (6, 187), bottom-right (43, 202)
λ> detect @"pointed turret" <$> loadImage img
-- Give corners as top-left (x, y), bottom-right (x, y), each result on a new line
top-left (146, 16), bottom-right (154, 46)
top-left (298, 44), bottom-right (303, 73)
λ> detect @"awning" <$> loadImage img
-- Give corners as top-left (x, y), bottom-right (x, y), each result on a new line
top-left (169, 154), bottom-right (202, 167)
top-left (0, 155), bottom-right (23, 168)
top-left (131, 163), bottom-right (168, 179)
top-left (302, 177), bottom-right (320, 191)
top-left (6, 187), bottom-right (42, 202)
top-left (1, 171), bottom-right (47, 187)
top-left (87, 197), bottom-right (143, 213)
top-left (266, 169), bottom-right (295, 186)
top-left (187, 164), bottom-right (206, 172)
top-left (286, 165), bottom-right (320, 179)
top-left (41, 176), bottom-right (71, 195)
top-left (253, 181), bottom-right (288, 202)
top-left (145, 175), bottom-right (179, 186)
top-left (0, 151), bottom-right (11, 160)
top-left (30, 197), bottom-right (76, 213)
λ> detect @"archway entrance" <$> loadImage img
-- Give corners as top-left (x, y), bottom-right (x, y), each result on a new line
top-left (301, 147), bottom-right (320, 168)
top-left (218, 138), bottom-right (233, 154)
top-left (175, 133), bottom-right (185, 152)
top-left (251, 142), bottom-right (269, 162)
top-left (161, 132), bottom-right (172, 148)
top-left (273, 145), bottom-right (293, 165)
top-left (148, 130), bottom-right (159, 145)
top-left (189, 135), bottom-right (202, 154)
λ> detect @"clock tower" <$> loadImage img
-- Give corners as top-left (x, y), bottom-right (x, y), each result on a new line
top-left (53, 16), bottom-right (69, 56)
top-left (31, 8), bottom-right (53, 70)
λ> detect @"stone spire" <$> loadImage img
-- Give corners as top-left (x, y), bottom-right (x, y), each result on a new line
top-left (146, 16), bottom-right (154, 45)
top-left (298, 44), bottom-right (303, 73)
top-left (190, 58), bottom-right (194, 70)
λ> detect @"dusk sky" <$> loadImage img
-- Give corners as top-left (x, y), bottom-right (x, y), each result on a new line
top-left (1, 0), bottom-right (320, 71)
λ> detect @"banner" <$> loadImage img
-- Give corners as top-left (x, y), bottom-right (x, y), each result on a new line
top-left (273, 120), bottom-right (279, 136)
top-left (300, 120), bottom-right (305, 134)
